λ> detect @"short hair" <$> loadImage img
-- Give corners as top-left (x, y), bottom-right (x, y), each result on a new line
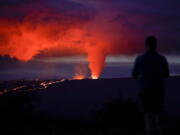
top-left (145, 36), bottom-right (157, 50)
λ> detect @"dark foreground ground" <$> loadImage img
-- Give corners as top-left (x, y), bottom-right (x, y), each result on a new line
top-left (0, 77), bottom-right (180, 135)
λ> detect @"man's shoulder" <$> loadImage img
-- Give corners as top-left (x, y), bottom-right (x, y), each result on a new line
top-left (134, 54), bottom-right (145, 65)
top-left (136, 53), bottom-right (146, 60)
top-left (156, 53), bottom-right (167, 61)
top-left (136, 52), bottom-right (167, 62)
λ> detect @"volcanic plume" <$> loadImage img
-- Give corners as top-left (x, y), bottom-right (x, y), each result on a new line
top-left (0, 0), bottom-right (141, 78)
top-left (0, 0), bottom-right (179, 78)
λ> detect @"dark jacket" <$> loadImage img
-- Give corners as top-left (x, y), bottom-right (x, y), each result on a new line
top-left (132, 51), bottom-right (169, 89)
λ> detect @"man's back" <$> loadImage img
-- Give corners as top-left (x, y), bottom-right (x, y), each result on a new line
top-left (132, 36), bottom-right (170, 135)
top-left (132, 51), bottom-right (169, 88)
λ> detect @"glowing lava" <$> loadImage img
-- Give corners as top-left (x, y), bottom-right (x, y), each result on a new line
top-left (91, 75), bottom-right (99, 79)
top-left (73, 75), bottom-right (85, 80)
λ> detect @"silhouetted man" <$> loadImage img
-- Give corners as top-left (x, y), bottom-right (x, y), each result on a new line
top-left (132, 36), bottom-right (169, 135)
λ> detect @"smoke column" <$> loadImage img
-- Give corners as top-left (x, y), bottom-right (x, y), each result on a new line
top-left (0, 1), bottom-right (141, 78)
top-left (87, 47), bottom-right (106, 79)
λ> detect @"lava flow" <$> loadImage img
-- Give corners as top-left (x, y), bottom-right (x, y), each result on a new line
top-left (73, 75), bottom-right (85, 80)
top-left (0, 80), bottom-right (65, 96)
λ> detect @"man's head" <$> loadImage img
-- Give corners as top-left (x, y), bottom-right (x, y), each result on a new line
top-left (145, 36), bottom-right (157, 51)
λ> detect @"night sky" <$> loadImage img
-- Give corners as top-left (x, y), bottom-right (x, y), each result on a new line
top-left (0, 0), bottom-right (180, 80)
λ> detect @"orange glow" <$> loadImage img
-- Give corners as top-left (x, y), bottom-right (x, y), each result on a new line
top-left (91, 75), bottom-right (99, 79)
top-left (73, 64), bottom-right (87, 80)
top-left (73, 75), bottom-right (85, 80)
top-left (0, 11), bottom-right (138, 78)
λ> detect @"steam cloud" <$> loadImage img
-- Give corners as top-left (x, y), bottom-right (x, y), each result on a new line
top-left (1, 0), bottom-right (178, 78)
top-left (0, 2), bottom-right (138, 78)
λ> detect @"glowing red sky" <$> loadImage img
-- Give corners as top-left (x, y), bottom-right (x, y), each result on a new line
top-left (0, 0), bottom-right (180, 78)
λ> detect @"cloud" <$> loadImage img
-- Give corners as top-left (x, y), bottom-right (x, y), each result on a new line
top-left (0, 0), bottom-right (180, 77)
